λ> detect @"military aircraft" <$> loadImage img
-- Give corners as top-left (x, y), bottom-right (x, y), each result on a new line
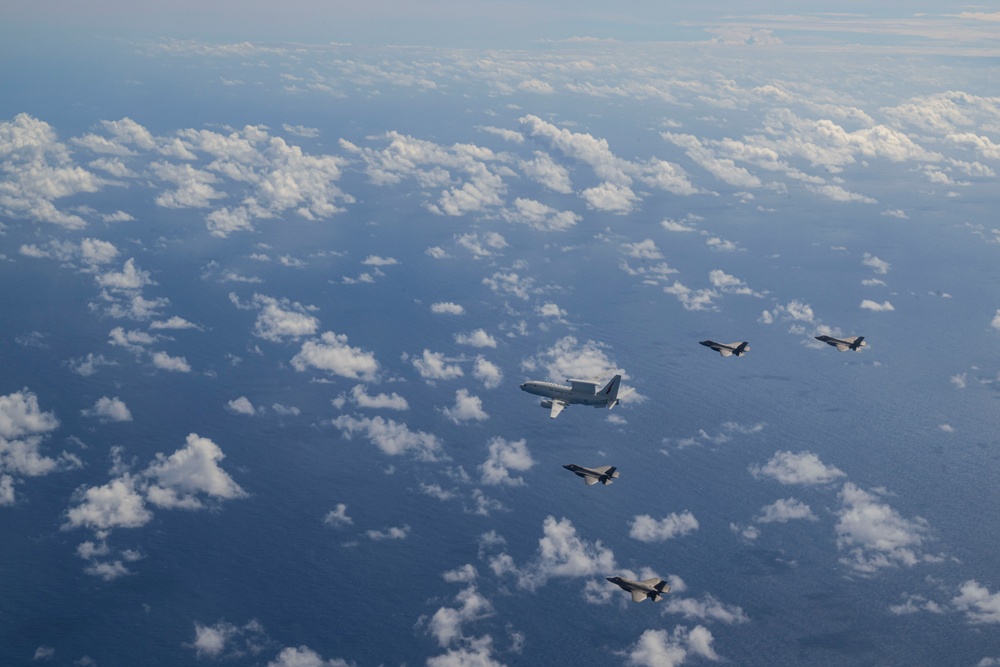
top-left (699, 340), bottom-right (749, 357)
top-left (606, 576), bottom-right (671, 602)
top-left (519, 374), bottom-right (631, 419)
top-left (563, 464), bottom-right (619, 486)
top-left (815, 335), bottom-right (866, 351)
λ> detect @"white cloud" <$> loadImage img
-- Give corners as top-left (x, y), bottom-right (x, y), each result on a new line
top-left (442, 389), bottom-right (489, 424)
top-left (482, 270), bottom-right (535, 300)
top-left (991, 310), bottom-right (1000, 331)
top-left (0, 389), bottom-right (61, 439)
top-left (226, 397), bottom-right (257, 416)
top-left (267, 645), bottom-right (352, 667)
top-left (750, 450), bottom-right (845, 486)
top-left (291, 332), bottom-right (379, 380)
top-left (455, 329), bottom-right (497, 348)
top-left (82, 396), bottom-right (133, 422)
top-left (860, 299), bottom-right (895, 312)
top-left (581, 182), bottom-right (639, 214)
top-left (953, 580), bottom-right (1000, 624)
top-left (96, 258), bottom-right (153, 291)
top-left (835, 482), bottom-right (937, 574)
top-left (755, 498), bottom-right (817, 523)
top-left (473, 356), bottom-right (503, 389)
top-left (520, 151), bottom-right (572, 193)
top-left (348, 384), bottom-right (409, 410)
top-left (431, 302), bottom-right (465, 315)
top-left (0, 114), bottom-right (102, 228)
top-left (479, 437), bottom-right (534, 486)
top-left (366, 525), bottom-right (411, 540)
top-left (143, 433), bottom-right (248, 510)
top-left (502, 197), bottom-right (579, 231)
top-left (331, 415), bottom-right (443, 460)
top-left (425, 581), bottom-right (494, 648)
top-left (629, 512), bottom-right (699, 542)
top-left (626, 626), bottom-right (719, 667)
top-left (413, 349), bottom-right (464, 381)
top-left (522, 336), bottom-right (619, 384)
top-left (664, 594), bottom-right (750, 625)
top-left (189, 620), bottom-right (268, 660)
top-left (248, 293), bottom-right (319, 342)
top-left (151, 351), bottom-right (192, 373)
top-left (323, 503), bottom-right (353, 528)
top-left (862, 253), bottom-right (891, 274)
top-left (622, 239), bottom-right (663, 260)
top-left (489, 516), bottom-right (616, 591)
top-left (149, 316), bottom-right (199, 330)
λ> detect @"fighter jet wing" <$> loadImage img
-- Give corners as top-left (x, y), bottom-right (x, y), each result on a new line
top-left (834, 342), bottom-right (850, 351)
top-left (631, 589), bottom-right (648, 603)
top-left (584, 476), bottom-right (600, 485)
top-left (549, 400), bottom-right (567, 419)
top-left (718, 348), bottom-right (733, 357)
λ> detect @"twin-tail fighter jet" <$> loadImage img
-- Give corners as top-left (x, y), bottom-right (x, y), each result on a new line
top-left (607, 576), bottom-right (671, 602)
top-left (815, 335), bottom-right (866, 352)
top-left (519, 374), bottom-right (631, 419)
top-left (699, 340), bottom-right (749, 357)
top-left (563, 464), bottom-right (619, 486)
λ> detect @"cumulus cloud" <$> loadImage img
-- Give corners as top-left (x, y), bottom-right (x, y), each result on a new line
top-left (473, 356), bottom-right (503, 389)
top-left (479, 437), bottom-right (534, 486)
top-left (862, 253), bottom-right (891, 274)
top-left (750, 450), bottom-right (846, 486)
top-left (323, 503), bottom-right (353, 528)
top-left (626, 626), bottom-right (719, 667)
top-left (953, 580), bottom-right (1000, 624)
top-left (330, 414), bottom-right (443, 460)
top-left (189, 619), bottom-right (268, 660)
top-left (442, 389), bottom-right (489, 424)
top-left (860, 299), bottom-right (895, 312)
top-left (413, 349), bottom-right (464, 381)
top-left (291, 332), bottom-right (379, 380)
top-left (504, 198), bottom-right (580, 232)
top-left (151, 351), bottom-right (192, 373)
top-left (267, 645), bottom-right (352, 667)
top-left (0, 389), bottom-right (81, 505)
top-left (489, 516), bottom-right (617, 591)
top-left (245, 293), bottom-right (319, 342)
top-left (755, 498), bottom-right (817, 523)
top-left (347, 385), bottom-right (409, 410)
top-left (226, 397), bottom-right (257, 416)
top-left (0, 114), bottom-right (103, 228)
top-left (455, 329), bottom-right (497, 348)
top-left (522, 336), bottom-right (619, 384)
top-left (82, 396), bottom-right (133, 422)
top-left (431, 302), bottom-right (465, 315)
top-left (63, 433), bottom-right (245, 533)
top-left (835, 482), bottom-right (938, 574)
top-left (629, 512), bottom-right (699, 542)
top-left (581, 182), bottom-right (639, 214)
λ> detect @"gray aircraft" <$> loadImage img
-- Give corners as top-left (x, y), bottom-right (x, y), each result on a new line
top-left (563, 464), bottom-right (619, 486)
top-left (700, 340), bottom-right (749, 357)
top-left (606, 576), bottom-right (671, 602)
top-left (815, 334), bottom-right (866, 351)
top-left (519, 374), bottom-right (632, 419)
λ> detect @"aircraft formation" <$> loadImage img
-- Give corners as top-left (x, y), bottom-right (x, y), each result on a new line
top-left (522, 332), bottom-right (868, 601)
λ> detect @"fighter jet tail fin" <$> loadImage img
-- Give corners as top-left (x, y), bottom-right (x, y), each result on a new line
top-left (735, 341), bottom-right (749, 356)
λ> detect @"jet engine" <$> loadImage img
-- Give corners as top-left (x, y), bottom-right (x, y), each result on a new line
top-left (540, 399), bottom-right (553, 410)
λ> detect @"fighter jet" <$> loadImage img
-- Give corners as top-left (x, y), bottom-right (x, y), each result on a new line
top-left (815, 335), bottom-right (866, 352)
top-left (563, 464), bottom-right (619, 486)
top-left (700, 340), bottom-right (749, 357)
top-left (519, 374), bottom-right (632, 419)
top-left (606, 576), bottom-right (671, 602)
